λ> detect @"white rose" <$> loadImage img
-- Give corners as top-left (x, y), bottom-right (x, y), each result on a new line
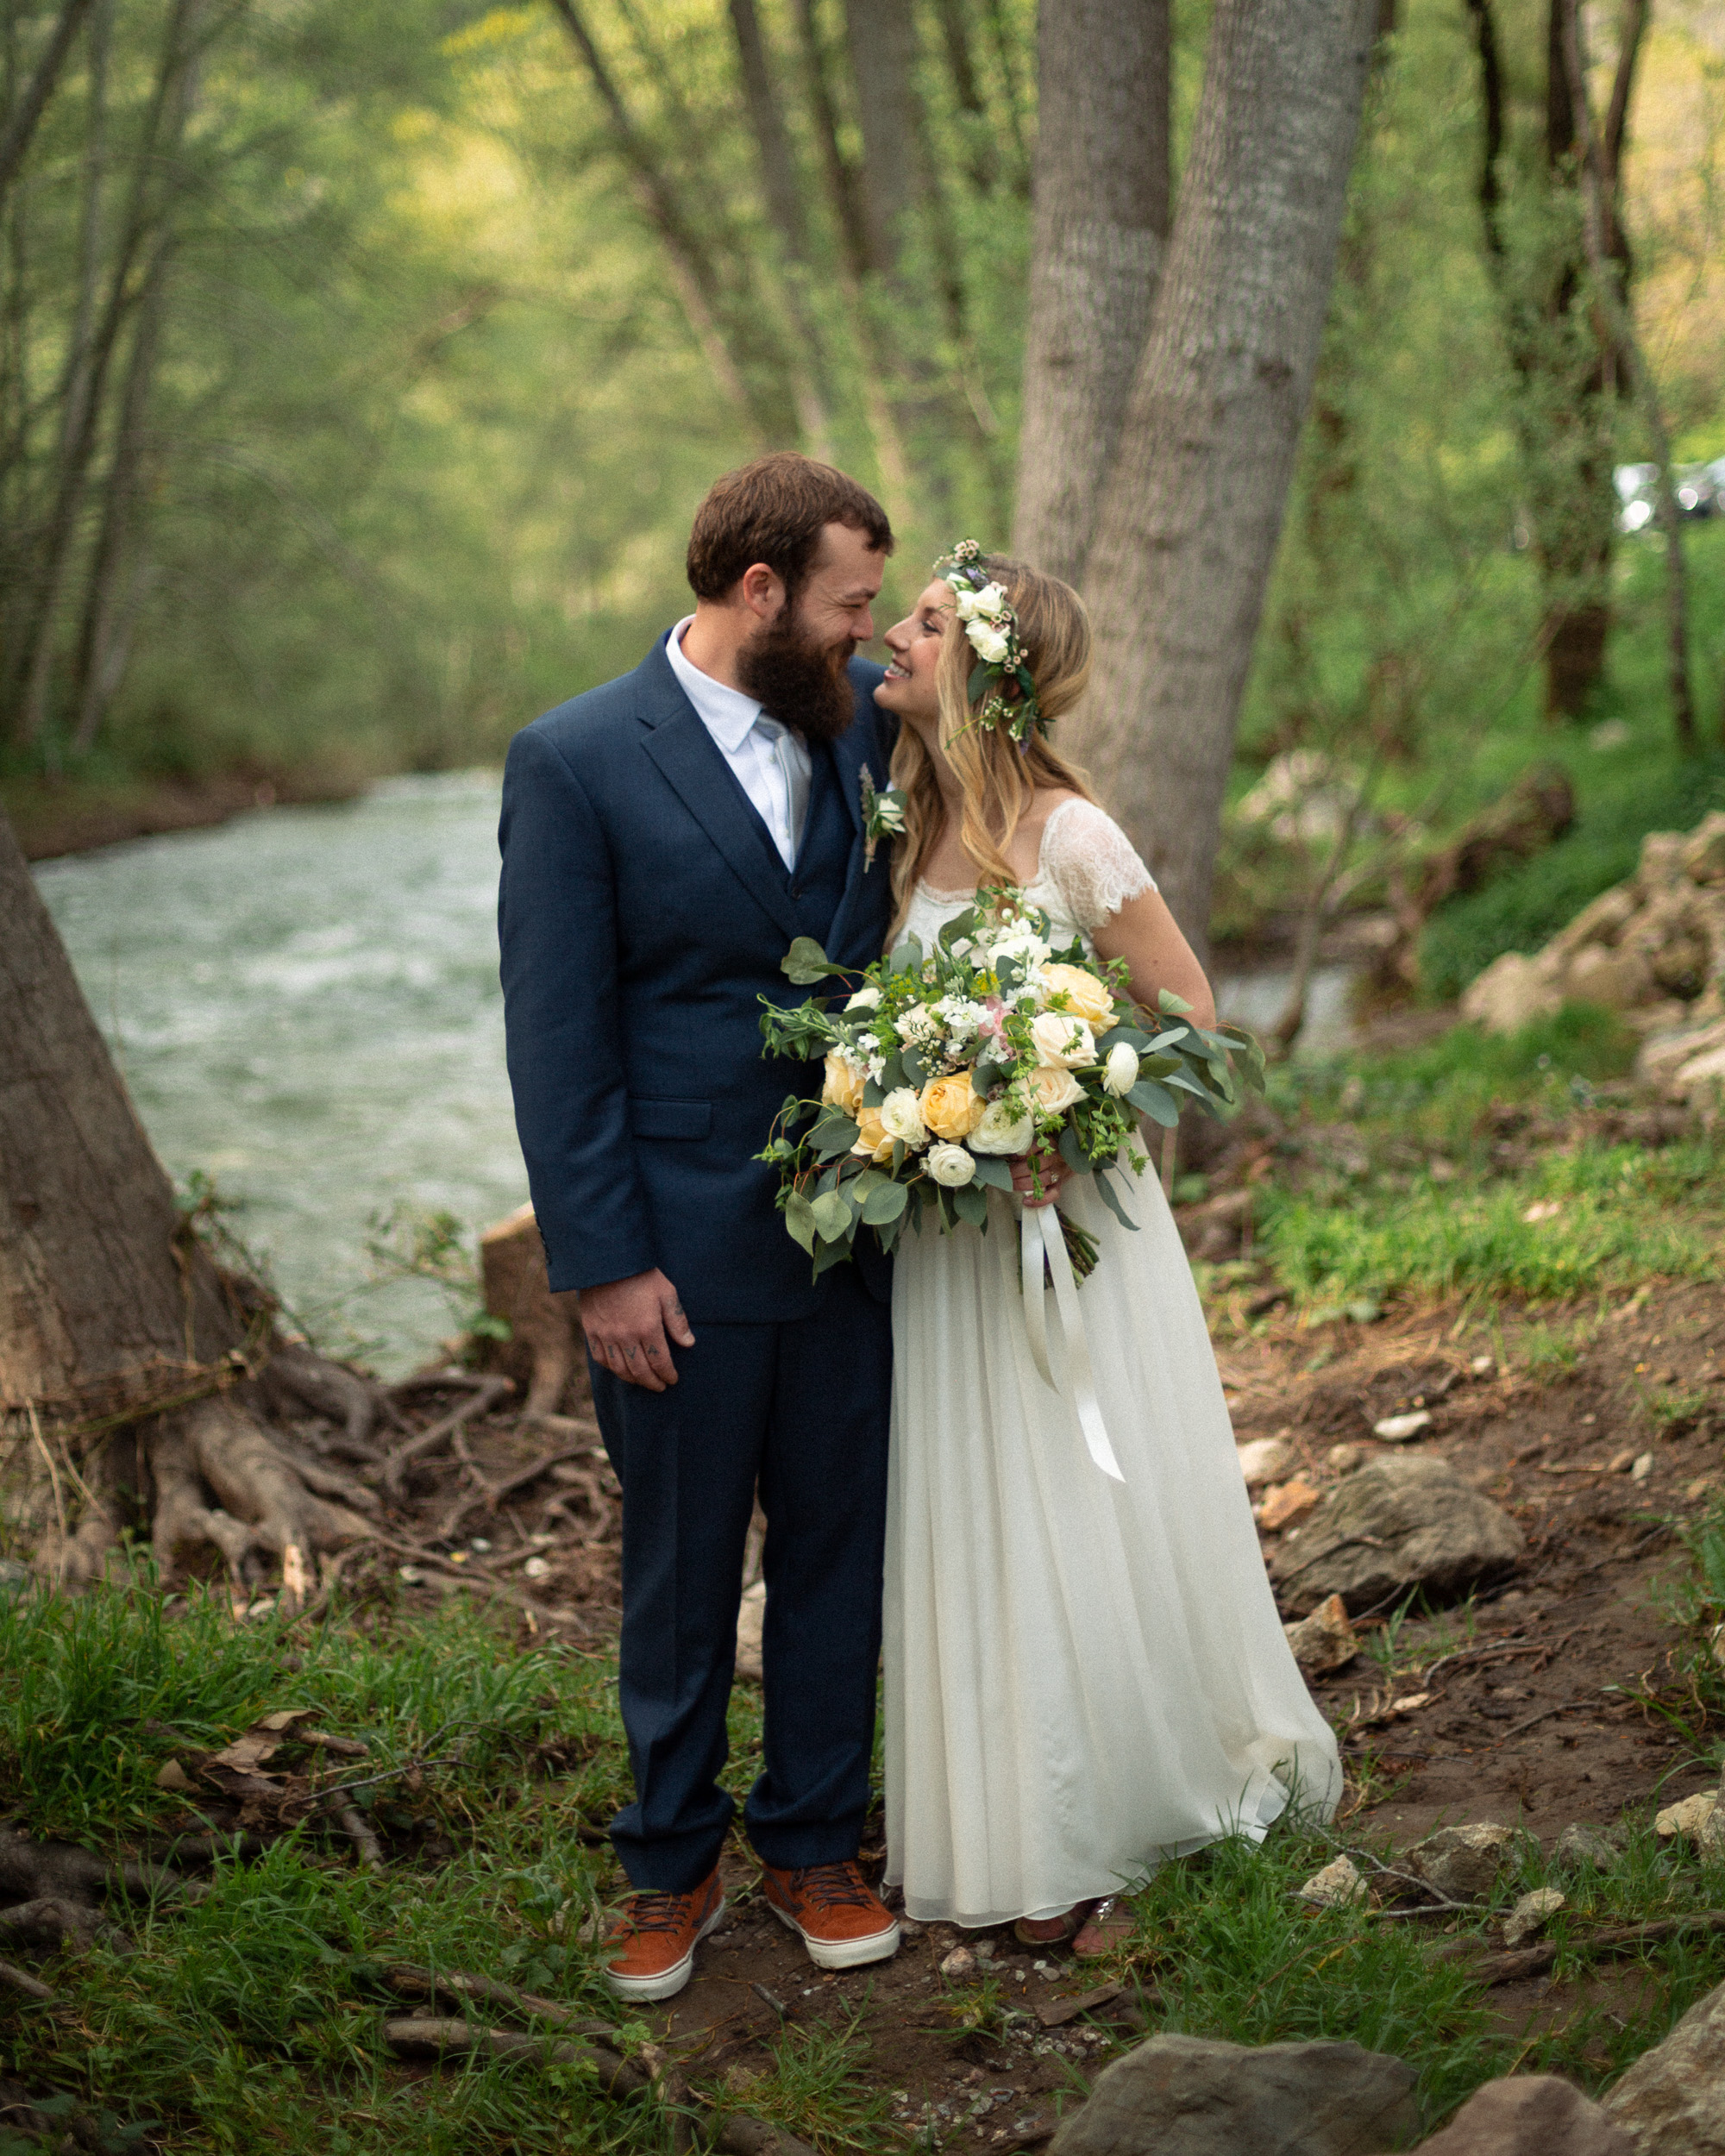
top-left (1103, 1043), bottom-right (1140, 1095)
top-left (1027, 1064), bottom-right (1085, 1116)
top-left (1029, 1010), bottom-right (1096, 1069)
top-left (953, 586), bottom-right (988, 621)
top-left (925, 1142), bottom-right (977, 1188)
top-left (879, 1087), bottom-right (928, 1149)
top-left (873, 795), bottom-right (906, 832)
top-left (845, 985), bottom-right (881, 1012)
top-left (969, 1098), bottom-right (1034, 1156)
top-left (967, 622), bottom-right (1010, 665)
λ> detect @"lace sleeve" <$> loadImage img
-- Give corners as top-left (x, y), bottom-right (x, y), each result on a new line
top-left (1040, 799), bottom-right (1157, 931)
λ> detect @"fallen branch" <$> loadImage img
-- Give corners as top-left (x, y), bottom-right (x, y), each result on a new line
top-left (0, 1958), bottom-right (53, 2001)
top-left (1439, 1909), bottom-right (1725, 1987)
top-left (381, 1960), bottom-right (617, 2037)
top-left (333, 1805), bottom-right (384, 1872)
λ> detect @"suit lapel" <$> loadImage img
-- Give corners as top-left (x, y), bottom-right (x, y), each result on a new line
top-left (635, 639), bottom-right (803, 948)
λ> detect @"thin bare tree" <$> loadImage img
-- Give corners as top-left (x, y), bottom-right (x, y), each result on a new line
top-left (1070, 0), bottom-right (1378, 953)
top-left (1012, 0), bottom-right (1170, 588)
top-left (0, 0), bottom-right (97, 206)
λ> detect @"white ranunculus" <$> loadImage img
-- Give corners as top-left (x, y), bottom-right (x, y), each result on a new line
top-left (844, 985), bottom-right (881, 1012)
top-left (1103, 1043), bottom-right (1140, 1096)
top-left (969, 1098), bottom-right (1034, 1156)
top-left (967, 622), bottom-right (1010, 665)
top-left (925, 1141), bottom-right (977, 1188)
top-left (879, 1087), bottom-right (928, 1149)
top-left (1029, 1010), bottom-right (1097, 1069)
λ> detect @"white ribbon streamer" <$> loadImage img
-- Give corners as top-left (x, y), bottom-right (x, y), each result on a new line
top-left (1018, 1204), bottom-right (1125, 1483)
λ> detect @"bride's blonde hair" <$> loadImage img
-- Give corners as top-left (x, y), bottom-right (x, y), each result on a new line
top-left (888, 555), bottom-right (1098, 938)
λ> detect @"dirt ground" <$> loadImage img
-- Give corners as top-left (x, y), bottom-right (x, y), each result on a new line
top-left (348, 1262), bottom-right (1722, 2135)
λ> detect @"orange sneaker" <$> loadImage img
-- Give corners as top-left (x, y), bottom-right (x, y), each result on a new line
top-left (760, 1859), bottom-right (900, 1971)
top-left (600, 1871), bottom-right (726, 2000)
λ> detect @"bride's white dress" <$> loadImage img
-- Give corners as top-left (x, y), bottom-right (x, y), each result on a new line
top-left (882, 799), bottom-right (1342, 1927)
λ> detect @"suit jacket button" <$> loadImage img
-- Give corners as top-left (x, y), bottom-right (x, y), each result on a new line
top-left (790, 884), bottom-right (803, 899)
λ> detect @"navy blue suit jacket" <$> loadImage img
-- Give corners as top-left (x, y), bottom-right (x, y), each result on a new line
top-left (498, 634), bottom-right (898, 1323)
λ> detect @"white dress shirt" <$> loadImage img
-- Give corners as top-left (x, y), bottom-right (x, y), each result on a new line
top-left (666, 616), bottom-right (811, 869)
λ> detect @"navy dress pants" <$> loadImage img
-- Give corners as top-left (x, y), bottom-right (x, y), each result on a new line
top-left (589, 1265), bottom-right (893, 1894)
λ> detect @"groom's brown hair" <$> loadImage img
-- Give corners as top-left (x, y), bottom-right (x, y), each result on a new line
top-left (687, 453), bottom-right (893, 605)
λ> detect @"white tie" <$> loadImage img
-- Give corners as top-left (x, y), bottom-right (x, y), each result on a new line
top-left (755, 716), bottom-right (810, 864)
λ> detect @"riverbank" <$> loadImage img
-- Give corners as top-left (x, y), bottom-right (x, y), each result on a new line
top-left (3, 766), bottom-right (368, 861)
top-left (2, 1014), bottom-right (1722, 2149)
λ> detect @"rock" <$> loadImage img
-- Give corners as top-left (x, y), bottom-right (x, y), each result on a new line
top-left (939, 1947), bottom-right (976, 1981)
top-left (1502, 1887), bottom-right (1565, 1947)
top-left (1461, 952), bottom-right (1562, 1037)
top-left (1413, 2075), bottom-right (1634, 2154)
top-left (1632, 1451), bottom-right (1653, 1482)
top-left (1045, 2033), bottom-right (1419, 2156)
top-left (1238, 1437), bottom-right (1296, 1489)
top-left (1675, 1042), bottom-right (1725, 1100)
top-left (1298, 1855), bottom-right (1369, 1908)
top-left (1639, 1017), bottom-right (1725, 1090)
top-left (735, 1578), bottom-right (765, 1683)
top-left (1258, 1478), bottom-right (1321, 1532)
top-left (1372, 1410), bottom-right (1433, 1442)
top-left (1270, 1455), bottom-right (1524, 1617)
top-left (1564, 943), bottom-right (1655, 1011)
top-left (1685, 812), bottom-right (1725, 886)
top-left (1656, 1792), bottom-right (1717, 1846)
top-left (1327, 1444), bottom-right (1364, 1473)
top-left (154, 1758), bottom-right (196, 1793)
top-left (1605, 1974), bottom-right (1725, 2149)
top-left (1406, 1822), bottom-right (1522, 1903)
top-left (1283, 1594), bottom-right (1361, 1675)
top-left (1552, 1823), bottom-right (1622, 1872)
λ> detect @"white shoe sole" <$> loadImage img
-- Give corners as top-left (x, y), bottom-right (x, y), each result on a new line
top-left (768, 1900), bottom-right (900, 1971)
top-left (603, 1893), bottom-right (728, 2001)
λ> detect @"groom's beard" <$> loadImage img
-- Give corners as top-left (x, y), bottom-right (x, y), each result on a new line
top-left (737, 609), bottom-right (858, 744)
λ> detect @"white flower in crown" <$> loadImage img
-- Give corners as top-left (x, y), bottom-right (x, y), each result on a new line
top-left (967, 621), bottom-right (1011, 665)
top-left (954, 581), bottom-right (1010, 624)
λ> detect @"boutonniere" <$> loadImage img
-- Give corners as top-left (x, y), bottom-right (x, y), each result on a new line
top-left (860, 768), bottom-right (907, 872)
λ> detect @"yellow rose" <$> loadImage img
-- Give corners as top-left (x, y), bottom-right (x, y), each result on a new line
top-left (1038, 962), bottom-right (1115, 1027)
top-left (1027, 1064), bottom-right (1085, 1116)
top-left (822, 1052), bottom-right (865, 1117)
top-left (919, 1070), bottom-right (987, 1142)
top-left (851, 1105), bottom-right (894, 1162)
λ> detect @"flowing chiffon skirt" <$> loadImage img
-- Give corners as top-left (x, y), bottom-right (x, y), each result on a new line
top-left (882, 1166), bottom-right (1342, 1927)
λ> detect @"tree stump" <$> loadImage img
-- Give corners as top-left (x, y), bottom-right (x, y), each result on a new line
top-left (478, 1206), bottom-right (581, 1420)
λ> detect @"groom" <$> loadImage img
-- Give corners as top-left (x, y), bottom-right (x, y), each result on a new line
top-left (498, 454), bottom-right (901, 2001)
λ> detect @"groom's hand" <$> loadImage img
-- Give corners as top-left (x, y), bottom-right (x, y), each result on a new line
top-left (577, 1269), bottom-right (695, 1391)
top-left (1011, 1147), bottom-right (1068, 1211)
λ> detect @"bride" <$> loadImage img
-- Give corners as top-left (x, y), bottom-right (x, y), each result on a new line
top-left (870, 548), bottom-right (1341, 1952)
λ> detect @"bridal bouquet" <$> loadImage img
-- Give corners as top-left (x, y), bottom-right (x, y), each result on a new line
top-left (757, 889), bottom-right (1264, 1278)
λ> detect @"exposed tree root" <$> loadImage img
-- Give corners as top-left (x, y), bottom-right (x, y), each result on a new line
top-left (258, 1343), bottom-right (387, 1460)
top-left (0, 1896), bottom-right (129, 1955)
top-left (0, 1958), bottom-right (53, 2002)
top-left (382, 1960), bottom-right (616, 2036)
top-left (381, 1376), bottom-right (512, 1498)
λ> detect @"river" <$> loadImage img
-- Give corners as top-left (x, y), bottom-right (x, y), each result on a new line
top-left (34, 771), bottom-right (1358, 1373)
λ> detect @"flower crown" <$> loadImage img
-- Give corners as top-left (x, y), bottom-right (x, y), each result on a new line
top-left (935, 538), bottom-right (1045, 749)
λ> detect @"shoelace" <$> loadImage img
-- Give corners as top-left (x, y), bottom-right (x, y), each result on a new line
top-left (618, 1887), bottom-right (704, 1936)
top-left (787, 1861), bottom-right (877, 1912)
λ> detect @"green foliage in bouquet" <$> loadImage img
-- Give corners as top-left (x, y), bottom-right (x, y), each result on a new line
top-left (757, 889), bottom-right (1266, 1277)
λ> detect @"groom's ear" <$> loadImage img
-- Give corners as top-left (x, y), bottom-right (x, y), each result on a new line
top-left (738, 561), bottom-right (787, 624)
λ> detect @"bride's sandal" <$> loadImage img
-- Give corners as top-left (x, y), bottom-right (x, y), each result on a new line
top-left (1013, 1905), bottom-right (1085, 1949)
top-left (1072, 1896), bottom-right (1133, 1959)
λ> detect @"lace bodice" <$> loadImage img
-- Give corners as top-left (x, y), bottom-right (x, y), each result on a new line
top-left (900, 797), bottom-right (1156, 954)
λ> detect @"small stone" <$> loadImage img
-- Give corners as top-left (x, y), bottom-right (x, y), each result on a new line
top-left (1408, 1822), bottom-right (1523, 1902)
top-left (1389, 1691), bottom-right (1432, 1714)
top-left (1237, 1437), bottom-right (1296, 1489)
top-left (1258, 1477), bottom-right (1321, 1532)
top-left (941, 1947), bottom-right (977, 1981)
top-left (1471, 1354), bottom-right (1495, 1375)
top-left (1552, 1823), bottom-right (1622, 1872)
top-left (1372, 1408), bottom-right (1433, 1442)
top-left (1654, 1792), bottom-right (1716, 1846)
top-left (1283, 1593), bottom-right (1360, 1675)
top-left (1632, 1451), bottom-right (1653, 1482)
top-left (397, 1565), bottom-right (423, 1583)
top-left (1521, 1199), bottom-right (1563, 1224)
top-left (1419, 2075), bottom-right (1635, 2155)
top-left (1502, 1887), bottom-right (1565, 1947)
top-left (1688, 1477), bottom-right (1716, 1502)
top-left (1327, 1444), bottom-right (1364, 1473)
top-left (154, 1758), bottom-right (196, 1792)
top-left (1298, 1854), bottom-right (1369, 1908)
top-left (1609, 1449), bottom-right (1638, 1473)
top-left (523, 1556), bottom-right (550, 1578)
top-left (975, 1935), bottom-right (999, 1962)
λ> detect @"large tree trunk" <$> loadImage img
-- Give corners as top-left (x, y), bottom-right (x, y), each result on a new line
top-left (1, 810), bottom-right (375, 1591)
top-left (1069, 0), bottom-right (1377, 953)
top-left (843, 0), bottom-right (920, 283)
top-left (1012, 0), bottom-right (1170, 588)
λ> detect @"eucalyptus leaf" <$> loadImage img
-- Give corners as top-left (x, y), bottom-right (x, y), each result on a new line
top-left (811, 1114), bottom-right (860, 1160)
top-left (783, 1191), bottom-right (818, 1255)
top-left (1128, 1080), bottom-right (1180, 1126)
top-left (951, 1181), bottom-right (988, 1227)
top-left (1157, 988), bottom-right (1194, 1016)
top-left (1057, 1123), bottom-right (1088, 1175)
top-left (1092, 1169), bottom-right (1140, 1234)
top-left (968, 1155), bottom-right (1013, 1193)
top-left (781, 937), bottom-right (851, 987)
top-left (809, 1190), bottom-right (852, 1241)
top-left (861, 1178), bottom-right (909, 1225)
top-left (812, 1233), bottom-right (852, 1276)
